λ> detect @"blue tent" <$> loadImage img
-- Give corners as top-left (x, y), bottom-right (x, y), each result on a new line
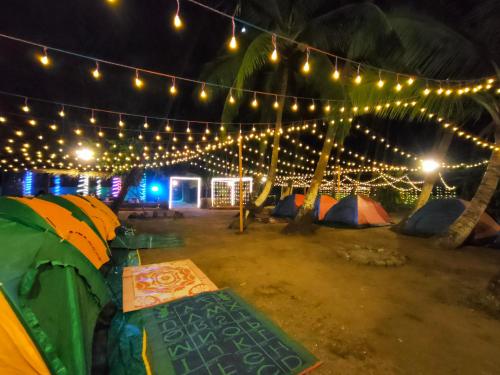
top-left (272, 194), bottom-right (304, 218)
top-left (404, 198), bottom-right (500, 242)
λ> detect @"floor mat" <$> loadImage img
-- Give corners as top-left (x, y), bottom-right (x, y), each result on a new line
top-left (111, 233), bottom-right (184, 249)
top-left (141, 289), bottom-right (320, 374)
top-left (122, 259), bottom-right (218, 312)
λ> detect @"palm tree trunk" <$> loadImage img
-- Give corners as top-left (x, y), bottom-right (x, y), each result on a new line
top-left (283, 121), bottom-right (337, 233)
top-left (438, 125), bottom-right (500, 248)
top-left (253, 66), bottom-right (288, 209)
top-left (110, 167), bottom-right (143, 213)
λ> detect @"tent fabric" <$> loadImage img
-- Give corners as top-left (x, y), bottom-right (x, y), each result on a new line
top-left (0, 288), bottom-right (50, 375)
top-left (9, 197), bottom-right (109, 269)
top-left (323, 195), bottom-right (391, 227)
top-left (39, 194), bottom-right (107, 245)
top-left (83, 195), bottom-right (121, 229)
top-left (404, 199), bottom-right (500, 242)
top-left (314, 195), bottom-right (338, 221)
top-left (0, 216), bottom-right (110, 375)
top-left (62, 194), bottom-right (116, 241)
top-left (272, 194), bottom-right (305, 218)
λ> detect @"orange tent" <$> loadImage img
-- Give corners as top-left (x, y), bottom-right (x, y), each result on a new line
top-left (62, 195), bottom-right (116, 241)
top-left (0, 289), bottom-right (51, 375)
top-left (82, 196), bottom-right (120, 229)
top-left (10, 197), bottom-right (109, 269)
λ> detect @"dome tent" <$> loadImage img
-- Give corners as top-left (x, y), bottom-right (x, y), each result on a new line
top-left (272, 194), bottom-right (305, 218)
top-left (404, 198), bottom-right (500, 244)
top-left (314, 195), bottom-right (338, 221)
top-left (322, 195), bottom-right (391, 227)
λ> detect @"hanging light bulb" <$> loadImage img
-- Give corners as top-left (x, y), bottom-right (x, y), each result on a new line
top-left (165, 122), bottom-right (172, 132)
top-left (92, 61), bottom-right (101, 79)
top-left (138, 133), bottom-right (143, 140)
top-left (228, 17), bottom-right (237, 50)
top-left (251, 92), bottom-right (258, 108)
top-left (118, 114), bottom-right (125, 128)
top-left (332, 57), bottom-right (340, 80)
top-left (155, 134), bottom-right (161, 141)
top-left (228, 88), bottom-right (235, 104)
top-left (270, 34), bottom-right (278, 62)
top-left (186, 122), bottom-right (191, 133)
top-left (354, 64), bottom-right (362, 84)
top-left (377, 71), bottom-right (385, 88)
top-left (22, 98), bottom-right (30, 113)
top-left (38, 47), bottom-right (50, 66)
top-left (407, 77), bottom-right (415, 85)
top-left (169, 77), bottom-right (177, 95)
top-left (220, 124), bottom-right (225, 131)
top-left (395, 75), bottom-right (402, 92)
top-left (437, 86), bottom-right (444, 95)
top-left (273, 95), bottom-right (279, 109)
top-left (309, 100), bottom-right (316, 112)
top-left (205, 124), bottom-right (210, 134)
top-left (98, 129), bottom-right (104, 137)
top-left (173, 0), bottom-right (183, 29)
top-left (302, 48), bottom-right (310, 74)
top-left (134, 69), bottom-right (143, 88)
top-left (324, 101), bottom-right (331, 113)
top-left (90, 110), bottom-right (96, 124)
top-left (291, 97), bottom-right (298, 112)
top-left (200, 83), bottom-right (208, 100)
top-left (58, 106), bottom-right (65, 118)
top-left (143, 117), bottom-right (149, 129)
top-left (423, 85), bottom-right (431, 96)
top-left (173, 134), bottom-right (178, 142)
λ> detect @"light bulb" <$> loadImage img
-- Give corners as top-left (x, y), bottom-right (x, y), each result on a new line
top-left (271, 48), bottom-right (278, 62)
top-left (229, 36), bottom-right (237, 50)
top-left (90, 116), bottom-right (96, 124)
top-left (273, 100), bottom-right (279, 109)
top-left (92, 64), bottom-right (100, 79)
top-left (39, 54), bottom-right (49, 66)
top-left (309, 102), bottom-right (315, 111)
top-left (377, 79), bottom-right (385, 88)
top-left (395, 83), bottom-right (402, 92)
top-left (200, 86), bottom-right (207, 100)
top-left (98, 131), bottom-right (104, 137)
top-left (291, 102), bottom-right (298, 112)
top-left (135, 76), bottom-right (143, 88)
top-left (0, 116), bottom-right (6, 123)
top-left (169, 83), bottom-right (177, 95)
top-left (332, 70), bottom-right (340, 80)
top-left (302, 60), bottom-right (310, 74)
top-left (59, 109), bottom-right (65, 118)
top-left (251, 94), bottom-right (258, 108)
top-left (229, 95), bottom-right (235, 104)
top-left (423, 88), bottom-right (431, 96)
top-left (354, 75), bottom-right (362, 84)
top-left (407, 77), bottom-right (414, 85)
top-left (324, 104), bottom-right (331, 113)
top-left (22, 105), bottom-right (30, 113)
top-left (437, 88), bottom-right (443, 95)
top-left (119, 120), bottom-right (125, 127)
top-left (173, 14), bottom-right (182, 29)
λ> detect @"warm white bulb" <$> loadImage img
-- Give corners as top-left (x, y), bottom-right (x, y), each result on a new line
top-left (421, 159), bottom-right (439, 173)
top-left (39, 54), bottom-right (49, 66)
top-left (251, 98), bottom-right (258, 108)
top-left (22, 105), bottom-right (30, 113)
top-left (377, 79), bottom-right (385, 88)
top-left (229, 36), bottom-right (238, 50)
top-left (273, 101), bottom-right (279, 109)
top-left (135, 77), bottom-right (143, 88)
top-left (291, 103), bottom-right (298, 112)
top-left (271, 49), bottom-right (278, 62)
top-left (173, 14), bottom-right (182, 29)
top-left (395, 83), bottom-right (402, 92)
top-left (302, 61), bottom-right (310, 73)
top-left (200, 89), bottom-right (207, 100)
top-left (332, 70), bottom-right (340, 80)
top-left (229, 95), bottom-right (235, 104)
top-left (354, 75), bottom-right (362, 84)
top-left (169, 84), bottom-right (177, 95)
top-left (92, 68), bottom-right (100, 79)
top-left (75, 148), bottom-right (94, 161)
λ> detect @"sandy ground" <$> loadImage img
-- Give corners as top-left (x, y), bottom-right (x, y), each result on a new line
top-left (126, 209), bottom-right (500, 375)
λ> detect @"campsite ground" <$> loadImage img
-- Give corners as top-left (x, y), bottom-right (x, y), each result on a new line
top-left (126, 209), bottom-right (500, 375)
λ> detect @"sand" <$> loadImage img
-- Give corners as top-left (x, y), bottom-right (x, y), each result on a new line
top-left (125, 209), bottom-right (500, 375)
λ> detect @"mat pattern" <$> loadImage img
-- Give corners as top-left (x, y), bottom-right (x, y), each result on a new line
top-left (142, 289), bottom-right (319, 374)
top-left (111, 233), bottom-right (184, 249)
top-left (123, 259), bottom-right (218, 312)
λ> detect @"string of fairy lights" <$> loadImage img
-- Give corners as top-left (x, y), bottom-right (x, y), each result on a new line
top-left (161, 0), bottom-right (497, 89)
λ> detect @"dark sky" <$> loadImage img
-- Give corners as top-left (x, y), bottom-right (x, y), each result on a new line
top-left (0, 0), bottom-right (495, 183)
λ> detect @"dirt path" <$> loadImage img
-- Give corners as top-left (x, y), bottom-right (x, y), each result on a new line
top-left (128, 209), bottom-right (500, 375)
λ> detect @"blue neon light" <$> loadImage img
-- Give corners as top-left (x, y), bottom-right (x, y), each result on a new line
top-left (151, 184), bottom-right (160, 193)
top-left (23, 171), bottom-right (33, 196)
top-left (53, 175), bottom-right (61, 196)
top-left (140, 173), bottom-right (147, 202)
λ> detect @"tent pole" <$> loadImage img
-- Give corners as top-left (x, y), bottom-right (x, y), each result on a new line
top-left (238, 130), bottom-right (244, 233)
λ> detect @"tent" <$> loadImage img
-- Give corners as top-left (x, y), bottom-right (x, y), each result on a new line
top-left (272, 194), bottom-right (305, 218)
top-left (323, 194), bottom-right (391, 227)
top-left (83, 195), bottom-right (121, 230)
top-left (404, 198), bottom-right (500, 243)
top-left (314, 195), bottom-right (338, 221)
top-left (0, 209), bottom-right (110, 374)
top-left (62, 195), bottom-right (117, 241)
top-left (3, 197), bottom-right (109, 269)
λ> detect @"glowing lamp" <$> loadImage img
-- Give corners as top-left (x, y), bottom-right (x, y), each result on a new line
top-left (75, 148), bottom-right (94, 161)
top-left (421, 159), bottom-right (439, 173)
top-left (173, 14), bottom-right (182, 29)
top-left (151, 185), bottom-right (160, 193)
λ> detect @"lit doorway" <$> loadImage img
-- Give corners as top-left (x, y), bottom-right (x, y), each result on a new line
top-left (169, 176), bottom-right (201, 208)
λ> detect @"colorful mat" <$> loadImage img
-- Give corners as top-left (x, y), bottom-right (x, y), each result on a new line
top-left (141, 289), bottom-right (320, 374)
top-left (123, 259), bottom-right (218, 312)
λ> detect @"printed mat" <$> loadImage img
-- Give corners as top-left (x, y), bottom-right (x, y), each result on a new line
top-left (122, 259), bottom-right (218, 312)
top-left (141, 289), bottom-right (320, 374)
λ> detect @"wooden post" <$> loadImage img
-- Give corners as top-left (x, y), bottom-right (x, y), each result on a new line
top-left (238, 134), bottom-right (244, 233)
top-left (337, 165), bottom-right (341, 198)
